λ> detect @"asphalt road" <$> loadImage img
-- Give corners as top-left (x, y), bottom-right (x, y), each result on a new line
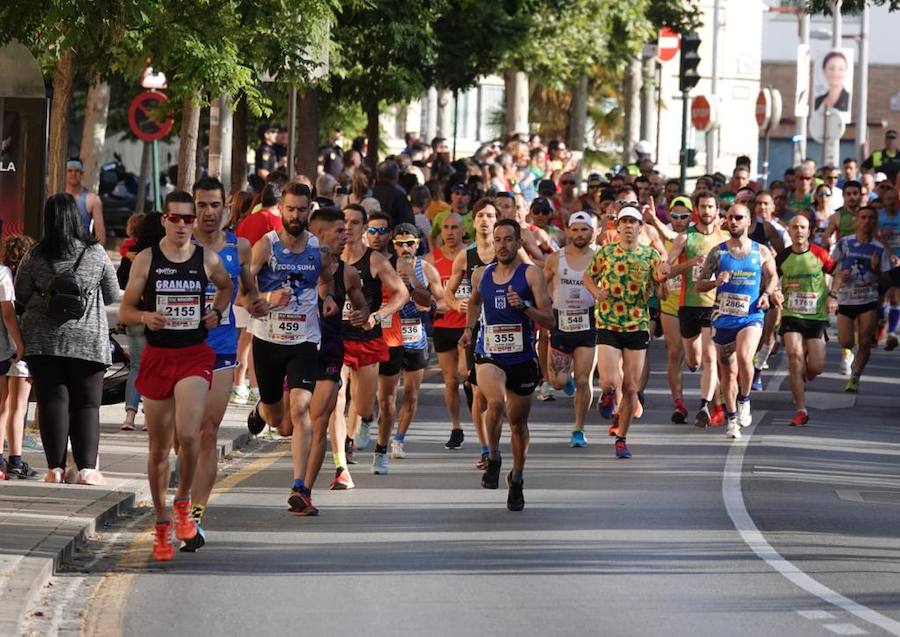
top-left (72, 341), bottom-right (900, 636)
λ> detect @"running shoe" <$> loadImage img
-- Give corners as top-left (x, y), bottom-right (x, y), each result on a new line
top-left (355, 420), bottom-right (372, 450)
top-left (506, 472), bottom-right (525, 511)
top-left (737, 400), bottom-right (752, 428)
top-left (444, 428), bottom-right (464, 450)
top-left (693, 406), bottom-right (711, 429)
top-left (288, 489), bottom-right (319, 516)
top-left (390, 439), bottom-right (406, 459)
top-left (607, 413), bottom-right (620, 437)
top-left (886, 334), bottom-right (899, 352)
top-left (229, 385), bottom-right (249, 405)
top-left (536, 381), bottom-right (555, 401)
top-left (475, 451), bottom-right (490, 470)
top-left (671, 399), bottom-right (688, 424)
top-left (844, 376), bottom-right (859, 393)
top-left (598, 390), bottom-right (616, 419)
top-left (789, 410), bottom-right (810, 426)
top-left (247, 387), bottom-right (261, 403)
top-left (876, 320), bottom-right (887, 346)
top-left (751, 369), bottom-right (763, 391)
top-left (329, 466), bottom-right (355, 490)
top-left (6, 461), bottom-right (38, 479)
top-left (481, 458), bottom-right (501, 489)
top-left (173, 499), bottom-right (198, 542)
top-left (345, 438), bottom-right (357, 465)
top-left (74, 468), bottom-right (107, 485)
top-left (614, 438), bottom-right (631, 459)
top-left (153, 521), bottom-right (175, 562)
top-left (247, 402), bottom-right (266, 436)
top-left (0, 458), bottom-right (7, 480)
top-left (563, 377), bottom-right (576, 397)
top-left (725, 417), bottom-right (742, 440)
top-left (372, 451), bottom-right (389, 475)
top-left (179, 525), bottom-right (206, 552)
top-left (570, 430), bottom-right (587, 448)
top-left (44, 468), bottom-right (64, 483)
top-left (840, 349), bottom-right (854, 376)
top-left (709, 404), bottom-right (726, 427)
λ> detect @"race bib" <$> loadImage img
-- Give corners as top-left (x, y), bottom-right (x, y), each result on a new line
top-left (787, 292), bottom-right (817, 315)
top-left (485, 324), bottom-right (524, 354)
top-left (558, 309), bottom-right (590, 333)
top-left (401, 318), bottom-right (423, 345)
top-left (267, 312), bottom-right (307, 343)
top-left (455, 279), bottom-right (472, 300)
top-left (718, 292), bottom-right (751, 316)
top-left (156, 294), bottom-right (201, 330)
top-left (847, 285), bottom-right (872, 302)
top-left (204, 301), bottom-right (231, 326)
top-left (341, 299), bottom-right (353, 322)
top-left (667, 274), bottom-right (682, 291)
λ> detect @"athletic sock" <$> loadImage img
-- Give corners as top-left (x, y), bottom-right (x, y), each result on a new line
top-left (480, 444), bottom-right (489, 455)
top-left (463, 382), bottom-right (474, 412)
top-left (394, 432), bottom-right (405, 443)
top-left (375, 444), bottom-right (387, 454)
top-left (700, 398), bottom-right (709, 410)
top-left (615, 435), bottom-right (626, 442)
top-left (191, 503), bottom-right (206, 525)
top-left (726, 410), bottom-right (738, 419)
top-left (737, 394), bottom-right (750, 404)
top-left (9, 455), bottom-right (22, 467)
top-left (301, 486), bottom-right (311, 496)
top-left (511, 468), bottom-right (523, 483)
top-left (889, 306), bottom-right (900, 334)
top-left (292, 478), bottom-right (305, 491)
top-left (333, 450), bottom-right (346, 469)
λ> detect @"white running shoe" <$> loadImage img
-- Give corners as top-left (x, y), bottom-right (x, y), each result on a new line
top-left (229, 384), bottom-right (249, 405)
top-left (840, 349), bottom-right (854, 376)
top-left (738, 400), bottom-right (752, 428)
top-left (390, 439), bottom-right (406, 459)
top-left (726, 418), bottom-right (742, 440)
top-left (248, 387), bottom-right (261, 403)
top-left (372, 451), bottom-right (389, 475)
top-left (355, 420), bottom-right (372, 450)
top-left (536, 381), bottom-right (555, 401)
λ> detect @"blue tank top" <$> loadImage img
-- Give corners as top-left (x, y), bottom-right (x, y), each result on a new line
top-left (396, 257), bottom-right (429, 351)
top-left (248, 230), bottom-right (323, 345)
top-left (76, 189), bottom-right (92, 239)
top-left (712, 241), bottom-right (765, 329)
top-left (203, 232), bottom-right (240, 355)
top-left (878, 209), bottom-right (900, 257)
top-left (475, 263), bottom-right (536, 365)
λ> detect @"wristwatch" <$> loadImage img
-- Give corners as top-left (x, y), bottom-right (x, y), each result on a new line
top-left (373, 312), bottom-right (383, 325)
top-left (212, 307), bottom-right (223, 325)
top-left (521, 299), bottom-right (533, 311)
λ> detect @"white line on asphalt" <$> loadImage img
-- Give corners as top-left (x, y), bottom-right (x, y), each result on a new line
top-left (722, 417), bottom-right (900, 636)
top-left (823, 624), bottom-right (869, 635)
top-left (798, 610), bottom-right (836, 620)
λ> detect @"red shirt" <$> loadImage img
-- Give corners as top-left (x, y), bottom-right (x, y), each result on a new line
top-left (236, 208), bottom-right (283, 246)
top-left (432, 246), bottom-right (466, 329)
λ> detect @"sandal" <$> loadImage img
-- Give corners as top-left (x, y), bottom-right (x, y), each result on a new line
top-left (121, 421), bottom-right (136, 430)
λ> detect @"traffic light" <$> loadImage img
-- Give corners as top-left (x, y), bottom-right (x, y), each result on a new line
top-left (679, 32), bottom-right (701, 92)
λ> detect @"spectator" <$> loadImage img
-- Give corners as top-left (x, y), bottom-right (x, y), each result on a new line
top-left (225, 190), bottom-right (254, 231)
top-left (349, 164), bottom-right (372, 205)
top-left (838, 157), bottom-right (858, 188)
top-left (315, 173), bottom-right (339, 208)
top-left (862, 129), bottom-right (900, 183)
top-left (235, 181), bottom-right (286, 246)
top-left (14, 193), bottom-right (120, 485)
top-left (372, 160), bottom-right (414, 227)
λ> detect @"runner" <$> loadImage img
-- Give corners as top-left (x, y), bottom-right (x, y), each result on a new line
top-left (695, 204), bottom-right (779, 439)
top-left (459, 219), bottom-right (555, 511)
top-left (182, 177), bottom-right (261, 551)
top-left (875, 186), bottom-right (900, 350)
top-left (666, 192), bottom-right (730, 428)
top-left (334, 206), bottom-right (407, 467)
top-left (119, 190), bottom-right (234, 561)
top-left (244, 182), bottom-right (338, 516)
top-left (424, 212), bottom-right (469, 449)
top-left (307, 207), bottom-right (369, 492)
top-left (375, 223), bottom-right (444, 472)
top-left (583, 206), bottom-right (667, 458)
top-left (544, 211), bottom-right (597, 447)
top-left (831, 206), bottom-right (893, 392)
top-left (775, 215), bottom-right (838, 426)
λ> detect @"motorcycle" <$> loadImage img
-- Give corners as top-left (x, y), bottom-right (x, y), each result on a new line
top-left (99, 153), bottom-right (152, 236)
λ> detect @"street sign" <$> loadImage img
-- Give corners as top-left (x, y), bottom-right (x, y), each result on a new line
top-left (756, 89), bottom-right (772, 130)
top-left (128, 91), bottom-right (174, 142)
top-left (657, 27), bottom-right (681, 63)
top-left (690, 95), bottom-right (714, 132)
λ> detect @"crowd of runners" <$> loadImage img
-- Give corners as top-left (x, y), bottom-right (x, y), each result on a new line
top-left (6, 132), bottom-right (898, 563)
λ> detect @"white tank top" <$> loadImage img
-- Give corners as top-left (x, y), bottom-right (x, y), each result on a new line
top-left (553, 250), bottom-right (594, 311)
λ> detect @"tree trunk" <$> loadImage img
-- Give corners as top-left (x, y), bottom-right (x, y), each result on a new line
top-left (622, 57), bottom-right (642, 165)
top-left (80, 80), bottom-right (110, 193)
top-left (208, 97), bottom-right (222, 178)
top-left (504, 70), bottom-right (529, 138)
top-left (639, 48), bottom-right (656, 150)
top-left (47, 48), bottom-right (76, 196)
top-left (297, 88), bottom-right (320, 182)
top-left (177, 93), bottom-right (201, 190)
top-left (567, 76), bottom-right (589, 184)
top-left (231, 93), bottom-right (248, 193)
top-left (436, 89), bottom-right (452, 138)
top-left (219, 94), bottom-right (233, 190)
top-left (136, 142), bottom-right (151, 214)
top-left (365, 99), bottom-right (380, 174)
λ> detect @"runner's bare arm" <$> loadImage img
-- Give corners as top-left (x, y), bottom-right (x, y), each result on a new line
top-left (444, 249), bottom-right (467, 313)
top-left (759, 245), bottom-right (779, 308)
top-left (317, 244), bottom-right (337, 317)
top-left (543, 250), bottom-right (559, 300)
top-left (516, 264), bottom-right (555, 330)
top-left (372, 251), bottom-right (410, 318)
top-left (694, 247), bottom-right (722, 293)
top-left (236, 237), bottom-right (266, 316)
top-left (521, 227), bottom-right (545, 263)
top-left (203, 249), bottom-right (234, 328)
top-left (423, 261), bottom-right (448, 313)
top-left (457, 267), bottom-right (484, 349)
top-left (644, 224), bottom-right (668, 259)
top-left (666, 234), bottom-right (694, 277)
top-left (820, 211), bottom-right (840, 246)
top-left (344, 264), bottom-right (370, 327)
top-left (119, 248), bottom-right (165, 330)
top-left (89, 193), bottom-right (106, 244)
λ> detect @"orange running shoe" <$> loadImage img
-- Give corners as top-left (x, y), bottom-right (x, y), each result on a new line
top-left (709, 404), bottom-right (726, 427)
top-left (329, 466), bottom-right (355, 490)
top-left (608, 413), bottom-right (620, 437)
top-left (173, 498), bottom-right (198, 541)
top-left (153, 521), bottom-right (175, 561)
top-left (789, 410), bottom-right (810, 426)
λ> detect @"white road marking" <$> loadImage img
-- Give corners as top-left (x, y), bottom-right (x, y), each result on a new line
top-left (798, 610), bottom-right (836, 620)
top-left (823, 624), bottom-right (868, 635)
top-left (723, 415), bottom-right (900, 636)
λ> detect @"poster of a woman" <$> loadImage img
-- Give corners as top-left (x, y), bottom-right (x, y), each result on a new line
top-left (813, 49), bottom-right (854, 119)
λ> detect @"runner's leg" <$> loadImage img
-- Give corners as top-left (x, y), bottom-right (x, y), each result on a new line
top-left (572, 346), bottom-right (596, 430)
top-left (289, 387), bottom-right (314, 482)
top-left (144, 397), bottom-right (176, 520)
top-left (617, 347), bottom-right (646, 439)
top-left (191, 369), bottom-right (231, 510)
top-left (308, 379), bottom-right (339, 489)
top-left (437, 349), bottom-right (462, 430)
top-left (784, 332), bottom-right (807, 410)
top-left (397, 369), bottom-right (425, 438)
top-left (172, 376), bottom-right (211, 501)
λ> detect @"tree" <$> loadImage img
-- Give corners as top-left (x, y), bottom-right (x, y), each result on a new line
top-left (807, 0), bottom-right (900, 12)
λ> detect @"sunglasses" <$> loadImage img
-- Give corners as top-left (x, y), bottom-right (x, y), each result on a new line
top-left (588, 184), bottom-right (601, 190)
top-left (561, 180), bottom-right (576, 186)
top-left (616, 200), bottom-right (637, 207)
top-left (816, 191), bottom-right (832, 197)
top-left (367, 226), bottom-right (390, 236)
top-left (727, 215), bottom-right (747, 221)
top-left (165, 213), bottom-right (197, 225)
top-left (392, 239), bottom-right (418, 247)
top-left (670, 213), bottom-right (692, 221)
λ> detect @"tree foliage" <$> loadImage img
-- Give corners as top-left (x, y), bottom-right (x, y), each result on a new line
top-left (806, 0), bottom-right (900, 13)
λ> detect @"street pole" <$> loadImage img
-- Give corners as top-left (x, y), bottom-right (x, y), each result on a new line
top-left (796, 11), bottom-right (810, 164)
top-left (452, 89), bottom-right (458, 161)
top-left (680, 90), bottom-right (689, 189)
top-left (151, 140), bottom-right (161, 212)
top-left (822, 0), bottom-right (843, 167)
top-left (856, 2), bottom-right (869, 161)
top-left (706, 0), bottom-right (720, 174)
top-left (287, 85), bottom-right (297, 179)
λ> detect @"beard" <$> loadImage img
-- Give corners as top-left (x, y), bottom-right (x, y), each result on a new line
top-left (285, 219), bottom-right (306, 236)
top-left (729, 227), bottom-right (745, 239)
top-left (571, 237), bottom-right (590, 248)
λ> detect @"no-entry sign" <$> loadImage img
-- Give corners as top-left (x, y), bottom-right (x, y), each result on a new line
top-left (128, 91), bottom-right (174, 142)
top-left (690, 95), bottom-right (714, 132)
top-left (657, 27), bottom-right (681, 63)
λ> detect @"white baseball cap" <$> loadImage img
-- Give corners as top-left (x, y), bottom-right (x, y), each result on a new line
top-left (616, 206), bottom-right (643, 222)
top-left (567, 211), bottom-right (596, 229)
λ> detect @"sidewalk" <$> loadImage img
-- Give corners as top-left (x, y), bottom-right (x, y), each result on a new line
top-left (0, 399), bottom-right (256, 635)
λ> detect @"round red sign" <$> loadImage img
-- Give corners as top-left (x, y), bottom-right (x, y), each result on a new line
top-left (657, 27), bottom-right (681, 63)
top-left (128, 91), bottom-right (174, 142)
top-left (756, 90), bottom-right (771, 129)
top-left (690, 95), bottom-right (711, 131)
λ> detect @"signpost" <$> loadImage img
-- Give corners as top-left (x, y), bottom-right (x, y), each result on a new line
top-left (128, 90), bottom-right (173, 212)
top-left (756, 88), bottom-right (783, 188)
